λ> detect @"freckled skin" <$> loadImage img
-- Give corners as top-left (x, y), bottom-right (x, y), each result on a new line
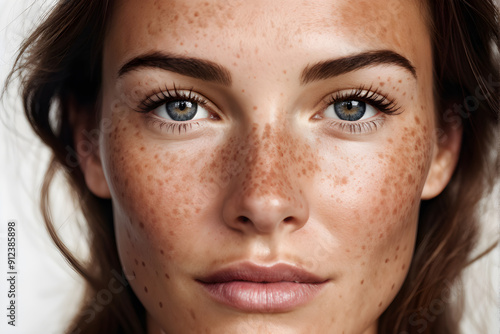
top-left (97, 0), bottom-right (437, 333)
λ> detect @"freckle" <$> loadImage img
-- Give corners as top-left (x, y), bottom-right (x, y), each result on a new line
top-left (160, 249), bottom-right (164, 255)
top-left (132, 270), bottom-right (136, 277)
top-left (195, 44), bottom-right (198, 48)
top-left (283, 70), bottom-right (287, 74)
top-left (241, 89), bottom-right (245, 93)
top-left (398, 79), bottom-right (402, 83)
top-left (190, 309), bottom-right (197, 320)
top-left (396, 246), bottom-right (400, 251)
top-left (139, 221), bottom-right (144, 229)
top-left (385, 258), bottom-right (389, 263)
top-left (395, 255), bottom-right (398, 260)
top-left (140, 146), bottom-right (145, 151)
top-left (379, 233), bottom-right (383, 238)
top-left (144, 286), bottom-right (148, 293)
top-left (341, 177), bottom-right (348, 185)
top-left (134, 258), bottom-right (138, 265)
top-left (378, 302), bottom-right (383, 307)
top-left (360, 279), bottom-right (364, 285)
top-left (142, 261), bottom-right (146, 267)
top-left (159, 302), bottom-right (163, 308)
top-left (402, 264), bottom-right (406, 270)
top-left (380, 82), bottom-right (385, 86)
top-left (253, 106), bottom-right (258, 110)
top-left (165, 273), bottom-right (170, 279)
top-left (361, 245), bottom-right (366, 250)
top-left (387, 138), bottom-right (393, 144)
top-left (194, 11), bottom-right (199, 16)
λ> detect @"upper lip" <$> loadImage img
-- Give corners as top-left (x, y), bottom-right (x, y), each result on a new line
top-left (197, 262), bottom-right (327, 284)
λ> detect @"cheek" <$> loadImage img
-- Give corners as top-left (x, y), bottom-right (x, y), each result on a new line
top-left (312, 116), bottom-right (433, 311)
top-left (102, 112), bottom-right (207, 282)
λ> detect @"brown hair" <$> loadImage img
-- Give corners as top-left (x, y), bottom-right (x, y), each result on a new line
top-left (5, 1), bottom-right (499, 333)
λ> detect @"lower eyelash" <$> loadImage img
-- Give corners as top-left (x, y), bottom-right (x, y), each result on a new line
top-left (326, 118), bottom-right (384, 134)
top-left (143, 116), bottom-right (199, 134)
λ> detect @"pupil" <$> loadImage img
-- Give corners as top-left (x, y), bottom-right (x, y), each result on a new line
top-left (178, 102), bottom-right (187, 111)
top-left (346, 101), bottom-right (353, 110)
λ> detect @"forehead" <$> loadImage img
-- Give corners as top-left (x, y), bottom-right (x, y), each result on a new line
top-left (104, 0), bottom-right (429, 77)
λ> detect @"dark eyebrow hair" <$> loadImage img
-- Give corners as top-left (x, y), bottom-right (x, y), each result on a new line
top-left (118, 52), bottom-right (232, 86)
top-left (300, 50), bottom-right (417, 84)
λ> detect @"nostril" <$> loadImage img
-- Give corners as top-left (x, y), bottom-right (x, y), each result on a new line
top-left (283, 216), bottom-right (293, 222)
top-left (237, 216), bottom-right (250, 223)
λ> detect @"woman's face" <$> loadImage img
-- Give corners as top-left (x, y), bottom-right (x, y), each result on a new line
top-left (96, 0), bottom-right (438, 333)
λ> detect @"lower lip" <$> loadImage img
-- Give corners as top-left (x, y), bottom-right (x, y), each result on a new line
top-left (198, 281), bottom-right (326, 312)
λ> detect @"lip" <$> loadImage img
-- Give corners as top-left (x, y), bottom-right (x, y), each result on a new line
top-left (197, 262), bottom-right (328, 312)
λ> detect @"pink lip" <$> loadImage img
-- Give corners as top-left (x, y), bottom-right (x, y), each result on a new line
top-left (197, 263), bottom-right (328, 312)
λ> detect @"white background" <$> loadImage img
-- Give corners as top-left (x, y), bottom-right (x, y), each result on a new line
top-left (0, 1), bottom-right (498, 333)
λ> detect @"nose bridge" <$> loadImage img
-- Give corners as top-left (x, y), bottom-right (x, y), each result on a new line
top-left (241, 122), bottom-right (294, 200)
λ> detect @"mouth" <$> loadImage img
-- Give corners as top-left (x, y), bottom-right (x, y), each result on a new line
top-left (196, 262), bottom-right (329, 312)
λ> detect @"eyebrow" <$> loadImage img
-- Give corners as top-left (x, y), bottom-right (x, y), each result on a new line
top-left (118, 52), bottom-right (232, 86)
top-left (300, 50), bottom-right (417, 84)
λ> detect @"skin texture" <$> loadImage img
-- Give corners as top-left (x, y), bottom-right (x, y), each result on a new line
top-left (75, 0), bottom-right (462, 333)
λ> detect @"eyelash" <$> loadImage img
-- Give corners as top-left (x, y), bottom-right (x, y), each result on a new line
top-left (136, 85), bottom-right (209, 113)
top-left (327, 86), bottom-right (399, 114)
top-left (135, 85), bottom-right (400, 134)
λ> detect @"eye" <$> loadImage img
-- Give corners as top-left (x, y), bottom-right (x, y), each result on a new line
top-left (324, 100), bottom-right (378, 121)
top-left (152, 100), bottom-right (210, 121)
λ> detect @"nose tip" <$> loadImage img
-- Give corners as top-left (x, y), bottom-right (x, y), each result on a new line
top-left (225, 195), bottom-right (309, 234)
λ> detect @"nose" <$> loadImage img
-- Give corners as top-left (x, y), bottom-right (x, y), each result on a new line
top-left (221, 124), bottom-right (309, 235)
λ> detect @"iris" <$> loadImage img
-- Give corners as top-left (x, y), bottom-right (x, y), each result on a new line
top-left (334, 101), bottom-right (366, 121)
top-left (165, 101), bottom-right (198, 121)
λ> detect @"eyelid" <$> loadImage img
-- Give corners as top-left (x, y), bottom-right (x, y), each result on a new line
top-left (322, 86), bottom-right (401, 115)
top-left (135, 85), bottom-right (212, 114)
